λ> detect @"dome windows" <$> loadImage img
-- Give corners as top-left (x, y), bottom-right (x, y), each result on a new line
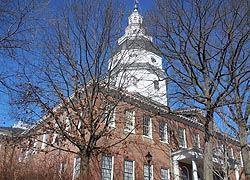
top-left (151, 57), bottom-right (156, 63)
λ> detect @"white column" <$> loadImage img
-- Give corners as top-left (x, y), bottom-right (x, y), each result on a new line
top-left (192, 159), bottom-right (198, 180)
top-left (173, 160), bottom-right (179, 180)
top-left (235, 165), bottom-right (239, 180)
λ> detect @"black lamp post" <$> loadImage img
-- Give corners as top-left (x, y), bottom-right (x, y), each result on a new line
top-left (145, 152), bottom-right (152, 180)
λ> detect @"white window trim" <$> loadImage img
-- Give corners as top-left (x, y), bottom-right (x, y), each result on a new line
top-left (183, 129), bottom-right (187, 148)
top-left (193, 133), bottom-right (200, 148)
top-left (239, 151), bottom-right (243, 167)
top-left (124, 110), bottom-right (135, 134)
top-left (52, 123), bottom-right (59, 144)
top-left (59, 161), bottom-right (67, 176)
top-left (104, 107), bottom-right (116, 128)
top-left (32, 139), bottom-right (38, 154)
top-left (52, 132), bottom-right (58, 144)
top-left (144, 164), bottom-right (153, 180)
top-left (179, 128), bottom-right (187, 148)
top-left (111, 156), bottom-right (114, 180)
top-left (143, 116), bottom-right (152, 139)
top-left (101, 155), bottom-right (114, 180)
top-left (160, 121), bottom-right (168, 144)
top-left (65, 117), bottom-right (71, 133)
top-left (161, 168), bottom-right (170, 180)
top-left (72, 157), bottom-right (81, 180)
top-left (18, 148), bottom-right (24, 162)
top-left (25, 148), bottom-right (31, 159)
top-left (41, 133), bottom-right (48, 150)
top-left (78, 113), bottom-right (82, 129)
top-left (110, 108), bottom-right (116, 128)
top-left (132, 161), bottom-right (135, 180)
top-left (230, 148), bottom-right (234, 159)
top-left (124, 159), bottom-right (135, 180)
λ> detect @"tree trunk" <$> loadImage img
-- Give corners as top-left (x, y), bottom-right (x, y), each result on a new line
top-left (203, 116), bottom-right (214, 180)
top-left (238, 121), bottom-right (250, 180)
top-left (79, 153), bottom-right (90, 180)
top-left (3, 145), bottom-right (7, 180)
top-left (8, 146), bottom-right (15, 180)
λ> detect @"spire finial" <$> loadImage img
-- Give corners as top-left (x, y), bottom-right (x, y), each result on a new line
top-left (134, 0), bottom-right (139, 11)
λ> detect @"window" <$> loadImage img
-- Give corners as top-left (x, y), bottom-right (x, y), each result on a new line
top-left (78, 112), bottom-right (84, 130)
top-left (193, 133), bottom-right (200, 148)
top-left (52, 123), bottom-right (59, 144)
top-left (131, 76), bottom-right (139, 86)
top-left (18, 149), bottom-right (24, 162)
top-left (32, 139), bottom-right (38, 154)
top-left (104, 106), bottom-right (116, 128)
top-left (129, 54), bottom-right (138, 58)
top-left (41, 133), bottom-right (48, 150)
top-left (77, 119), bottom-right (82, 129)
top-left (161, 168), bottom-right (169, 180)
top-left (72, 157), bottom-right (81, 180)
top-left (143, 115), bottom-right (152, 138)
top-left (178, 128), bottom-right (186, 148)
top-left (151, 57), bottom-right (156, 63)
top-left (229, 148), bottom-right (234, 159)
top-left (52, 132), bottom-right (58, 144)
top-left (227, 148), bottom-right (234, 159)
top-left (159, 121), bottom-right (168, 143)
top-left (25, 148), bottom-right (31, 159)
top-left (144, 164), bottom-right (153, 180)
top-left (124, 159), bottom-right (134, 180)
top-left (65, 117), bottom-right (71, 133)
top-left (181, 166), bottom-right (189, 180)
top-left (237, 152), bottom-right (243, 167)
top-left (153, 80), bottom-right (159, 90)
top-left (101, 155), bottom-right (113, 180)
top-left (125, 110), bottom-right (135, 133)
top-left (216, 143), bottom-right (224, 156)
top-left (59, 161), bottom-right (67, 176)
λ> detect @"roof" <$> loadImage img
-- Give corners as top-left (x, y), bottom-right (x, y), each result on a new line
top-left (0, 126), bottom-right (24, 137)
top-left (116, 37), bottom-right (161, 56)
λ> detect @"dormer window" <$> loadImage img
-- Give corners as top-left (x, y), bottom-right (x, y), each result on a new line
top-left (151, 57), bottom-right (156, 63)
top-left (129, 54), bottom-right (137, 58)
top-left (153, 80), bottom-right (159, 90)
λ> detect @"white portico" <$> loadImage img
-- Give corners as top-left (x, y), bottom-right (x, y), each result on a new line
top-left (109, 3), bottom-right (167, 105)
top-left (172, 147), bottom-right (203, 180)
top-left (172, 146), bottom-right (240, 180)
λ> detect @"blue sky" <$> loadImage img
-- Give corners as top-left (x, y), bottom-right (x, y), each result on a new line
top-left (0, 0), bottom-right (154, 127)
top-left (0, 0), bottom-right (248, 143)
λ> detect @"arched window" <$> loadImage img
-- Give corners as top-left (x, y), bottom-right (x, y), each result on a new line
top-left (181, 166), bottom-right (189, 180)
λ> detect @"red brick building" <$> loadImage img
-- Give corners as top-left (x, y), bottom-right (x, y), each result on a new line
top-left (13, 92), bottom-right (244, 180)
top-left (0, 3), bottom-right (244, 180)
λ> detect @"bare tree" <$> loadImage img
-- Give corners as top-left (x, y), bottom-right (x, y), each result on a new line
top-left (12, 0), bottom-right (137, 179)
top-left (221, 60), bottom-right (250, 179)
top-left (0, 0), bottom-right (49, 125)
top-left (148, 0), bottom-right (250, 179)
